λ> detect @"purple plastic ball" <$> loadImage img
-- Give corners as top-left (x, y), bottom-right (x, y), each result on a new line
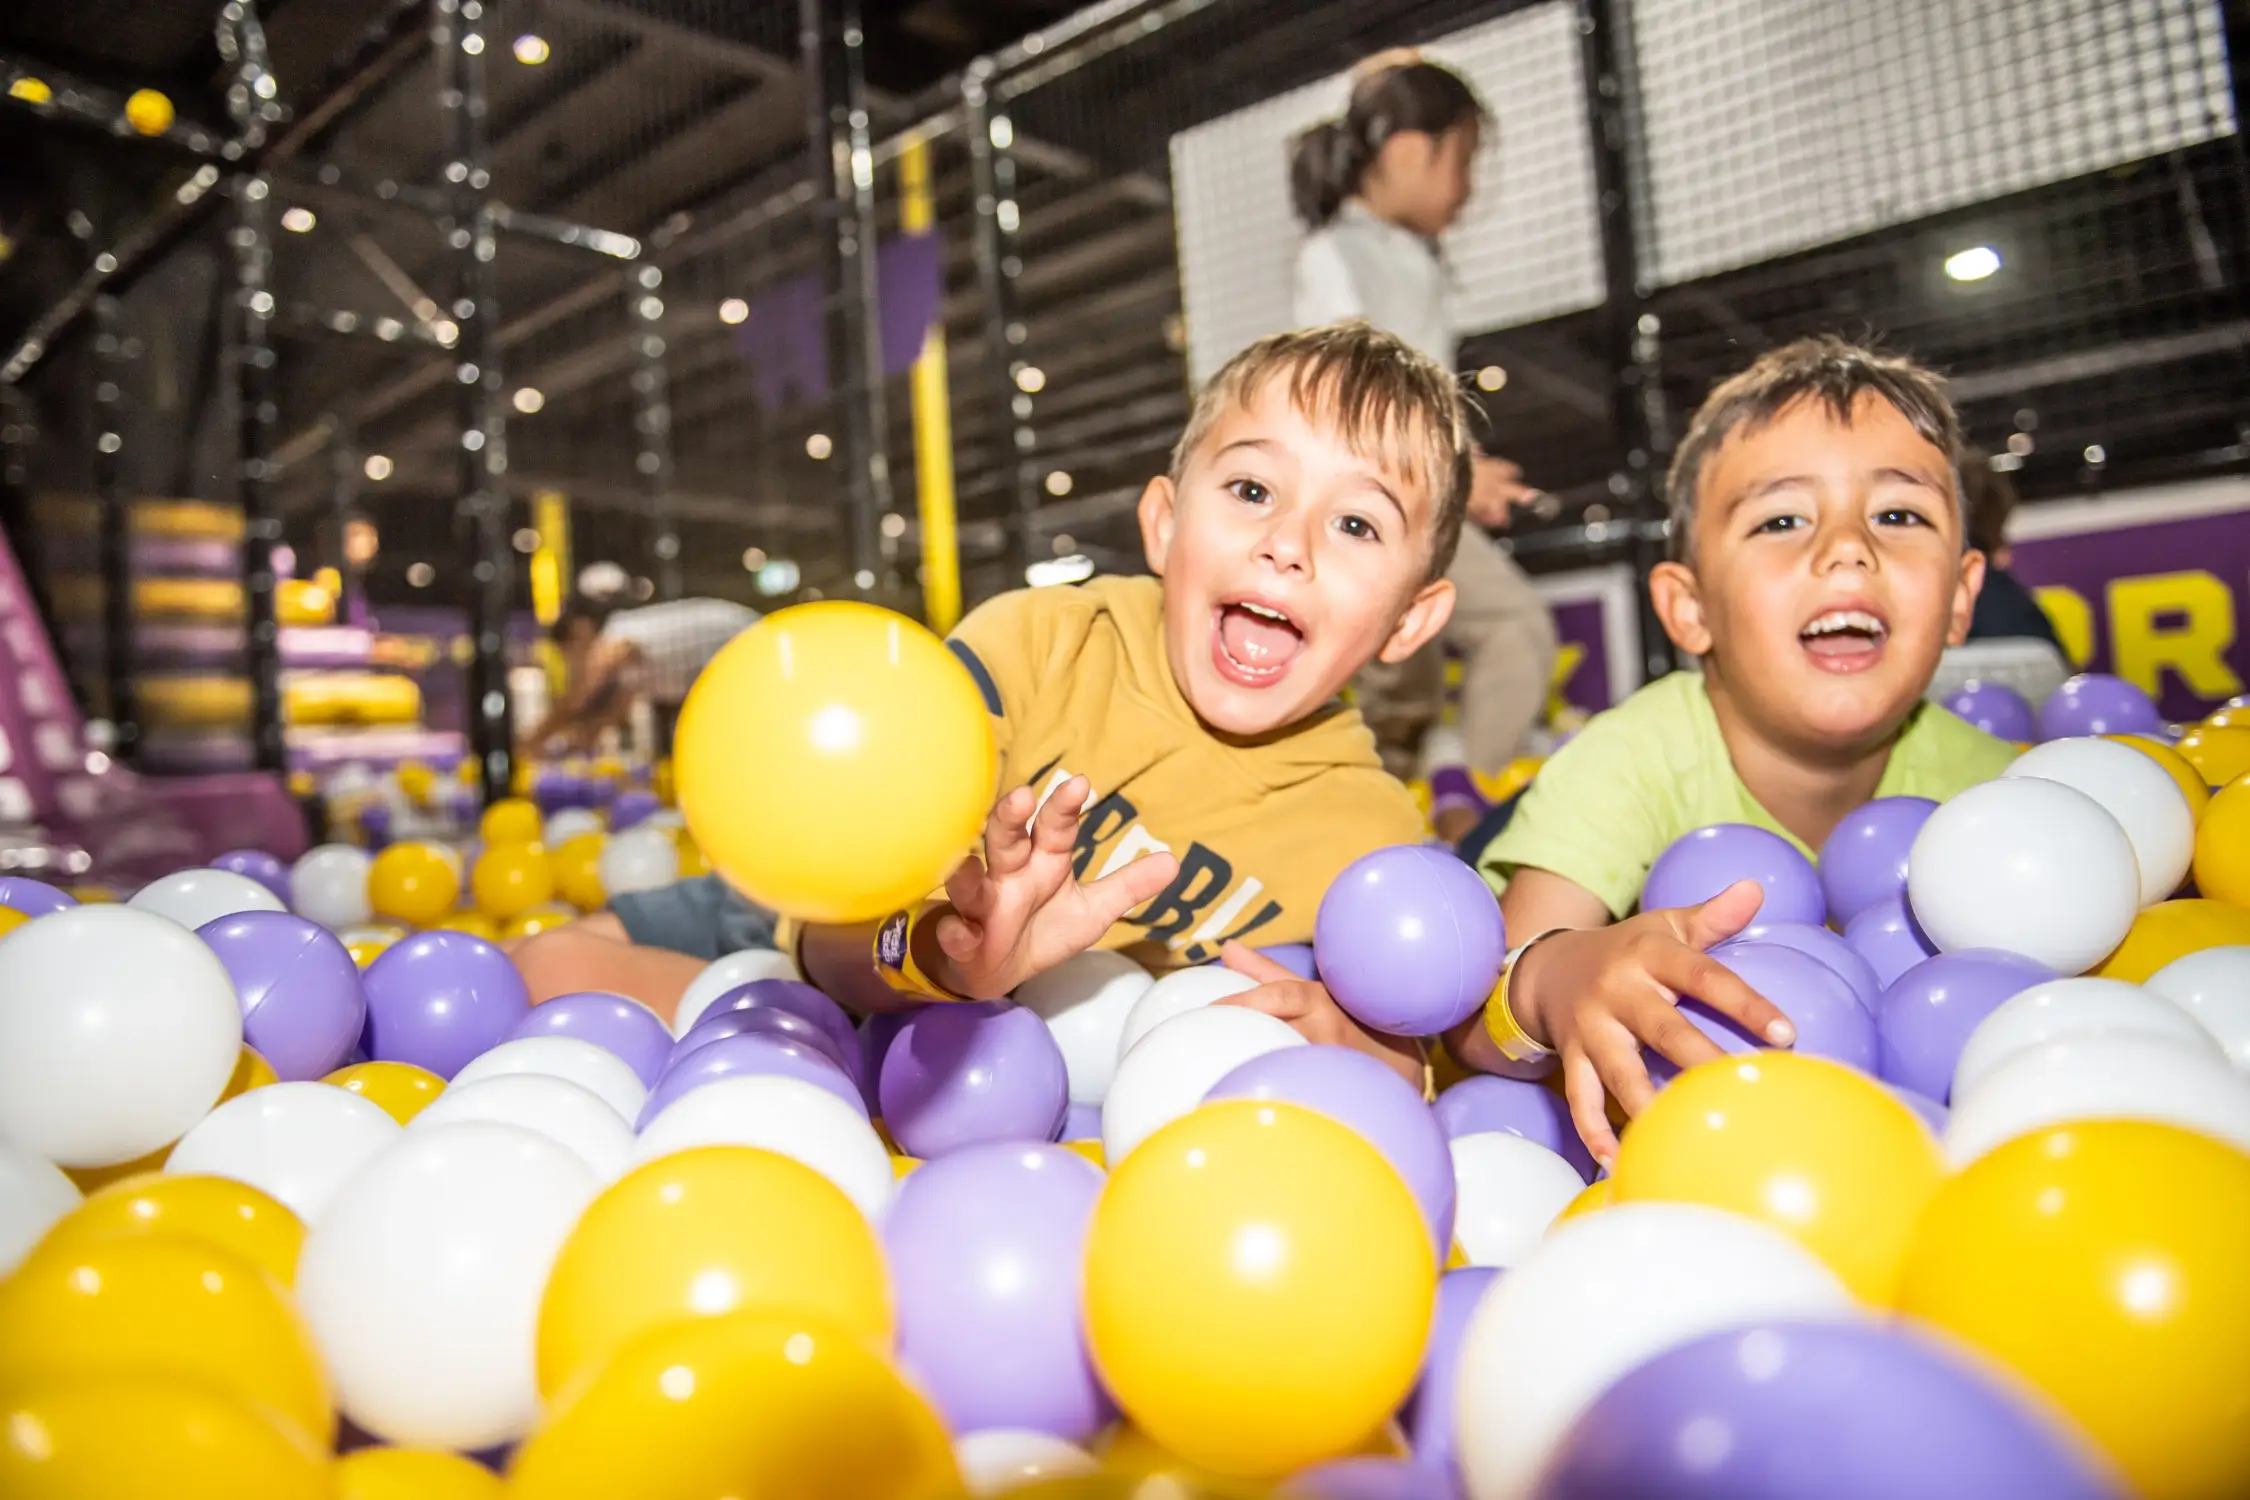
top-left (1280, 1457), bottom-right (1447, 1500)
top-left (357, 805), bottom-right (392, 850)
top-left (2037, 673), bottom-right (2164, 741)
top-left (860, 1008), bottom-right (917, 1113)
top-left (0, 877), bottom-right (77, 918)
top-left (1315, 845), bottom-right (1505, 1036)
top-left (1207, 1045), bottom-right (1457, 1256)
top-left (1641, 823), bottom-right (1824, 926)
top-left (1876, 948), bottom-right (2055, 1101)
top-left (672, 1005), bottom-right (857, 1085)
top-left (1060, 1100), bottom-right (1102, 1142)
top-left (1734, 919), bottom-right (1881, 1011)
top-left (511, 990), bottom-right (673, 1089)
top-left (1817, 797), bottom-right (1937, 928)
top-left (638, 1032), bottom-right (865, 1126)
top-left (1432, 1074), bottom-right (1596, 1182)
top-left (197, 910), bottom-right (366, 1081)
top-left (1399, 1264), bottom-right (1503, 1487)
top-left (208, 849), bottom-right (293, 907)
top-left (609, 790), bottom-right (660, 832)
top-left (1943, 680), bottom-right (2035, 742)
top-left (1648, 940), bottom-right (1876, 1085)
top-left (879, 999), bottom-right (1070, 1158)
top-left (1259, 943), bottom-right (1319, 980)
top-left (1891, 1086), bottom-right (1949, 1134)
top-left (360, 930), bottom-right (531, 1079)
top-left (695, 980), bottom-right (860, 1082)
top-left (1844, 893), bottom-right (1938, 989)
top-left (884, 1143), bottom-right (1113, 1441)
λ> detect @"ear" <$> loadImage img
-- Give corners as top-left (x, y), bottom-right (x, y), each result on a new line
top-left (1648, 560), bottom-right (1713, 657)
top-left (1137, 476), bottom-right (1177, 578)
top-left (1376, 576), bottom-right (1455, 664)
top-left (1948, 549), bottom-right (1987, 648)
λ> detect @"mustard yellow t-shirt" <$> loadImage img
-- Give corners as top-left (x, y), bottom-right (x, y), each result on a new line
top-left (1480, 669), bottom-right (2019, 918)
top-left (947, 575), bottom-right (1426, 971)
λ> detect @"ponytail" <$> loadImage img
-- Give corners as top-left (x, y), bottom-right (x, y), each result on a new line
top-left (1285, 58), bottom-right (1492, 230)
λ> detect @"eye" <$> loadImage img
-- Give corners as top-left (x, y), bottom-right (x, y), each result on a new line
top-left (1750, 513), bottom-right (1806, 536)
top-left (1335, 513), bottom-right (1379, 542)
top-left (1226, 478), bottom-right (1271, 505)
top-left (1875, 506), bottom-right (1932, 528)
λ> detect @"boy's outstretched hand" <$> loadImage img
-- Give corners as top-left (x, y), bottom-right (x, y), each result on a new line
top-left (1214, 942), bottom-right (1428, 1089)
top-left (1511, 878), bottom-right (1794, 1168)
top-left (927, 776), bottom-right (1179, 1000)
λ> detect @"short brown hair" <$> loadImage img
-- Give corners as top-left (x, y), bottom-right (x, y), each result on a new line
top-left (1664, 335), bottom-right (1962, 562)
top-left (1171, 320), bottom-right (1475, 579)
top-left (1958, 453), bottom-right (2016, 556)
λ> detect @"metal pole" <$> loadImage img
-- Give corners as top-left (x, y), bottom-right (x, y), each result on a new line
top-left (1577, 0), bottom-right (1674, 682)
top-left (91, 295), bottom-right (139, 764)
top-left (437, 0), bottom-right (514, 802)
top-left (964, 62), bottom-right (1040, 586)
top-left (627, 265), bottom-right (682, 600)
top-left (326, 415), bottom-right (362, 625)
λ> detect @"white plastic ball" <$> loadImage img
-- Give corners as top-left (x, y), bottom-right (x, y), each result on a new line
top-left (1454, 1203), bottom-right (1856, 1500)
top-left (2002, 736), bottom-right (2195, 906)
top-left (597, 825), bottom-right (679, 899)
top-left (1101, 1005), bottom-right (1306, 1167)
top-left (0, 1143), bottom-right (80, 1275)
top-left (644, 808), bottom-right (686, 832)
top-left (1448, 1132), bottom-right (1587, 1269)
top-left (1012, 950), bottom-right (1155, 1105)
top-left (296, 1121), bottom-right (599, 1450)
top-left (544, 808), bottom-right (603, 845)
top-left (954, 1430), bottom-right (1098, 1496)
top-left (2144, 945), bottom-right (2250, 1071)
top-left (633, 1073), bottom-right (893, 1221)
top-left (449, 1035), bottom-right (646, 1124)
top-left (1114, 964), bottom-right (1259, 1061)
top-left (671, 947), bottom-right (804, 1037)
top-left (1905, 777), bottom-right (2139, 975)
top-left (1950, 976), bottom-right (2222, 1103)
top-left (410, 1073), bottom-right (632, 1182)
top-left (1943, 1033), bottom-right (2250, 1168)
top-left (292, 843), bottom-right (374, 929)
top-left (165, 1080), bottom-right (401, 1224)
top-left (0, 905), bottom-right (243, 1167)
top-left (128, 867), bottom-right (288, 930)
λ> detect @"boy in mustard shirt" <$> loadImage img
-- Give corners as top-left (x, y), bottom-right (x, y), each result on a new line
top-left (514, 321), bottom-right (1470, 1082)
top-left (1449, 336), bottom-right (2019, 1163)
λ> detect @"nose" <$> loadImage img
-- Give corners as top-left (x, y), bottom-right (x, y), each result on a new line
top-left (1812, 512), bottom-right (1875, 574)
top-left (1254, 506), bottom-right (1314, 576)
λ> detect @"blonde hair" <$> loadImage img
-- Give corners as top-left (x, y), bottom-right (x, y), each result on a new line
top-left (1170, 320), bottom-right (1476, 578)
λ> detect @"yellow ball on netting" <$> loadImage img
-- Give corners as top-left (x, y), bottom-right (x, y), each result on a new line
top-left (124, 88), bottom-right (174, 136)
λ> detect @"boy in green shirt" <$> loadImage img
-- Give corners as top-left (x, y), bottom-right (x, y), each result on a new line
top-left (1449, 336), bottom-right (2018, 1164)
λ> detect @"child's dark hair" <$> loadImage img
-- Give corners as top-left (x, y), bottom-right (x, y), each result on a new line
top-left (1288, 55), bottom-right (1488, 229)
top-left (1664, 335), bottom-right (1963, 563)
top-left (552, 597), bottom-right (614, 642)
top-left (1959, 454), bottom-right (2016, 557)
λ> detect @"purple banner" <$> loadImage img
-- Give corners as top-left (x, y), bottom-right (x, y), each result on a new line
top-left (730, 230), bottom-right (945, 413)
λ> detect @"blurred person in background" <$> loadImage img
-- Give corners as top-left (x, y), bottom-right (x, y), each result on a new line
top-left (526, 596), bottom-right (759, 758)
top-left (1960, 455), bottom-right (2064, 649)
top-left (1290, 50), bottom-right (1559, 841)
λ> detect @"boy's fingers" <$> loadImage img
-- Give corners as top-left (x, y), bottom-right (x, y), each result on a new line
top-left (932, 910), bottom-right (980, 960)
top-left (944, 854), bottom-right (994, 918)
top-left (1217, 941), bottom-right (1298, 985)
top-left (983, 788), bottom-right (1038, 873)
top-left (1216, 982), bottom-right (1310, 1021)
top-left (1635, 996), bottom-right (1729, 1072)
top-left (1586, 1025), bottom-right (1658, 1122)
top-left (1559, 1047), bottom-right (1619, 1169)
top-left (1083, 848), bottom-right (1178, 926)
top-left (1672, 879), bottom-right (1768, 950)
top-left (1031, 776), bottom-right (1091, 853)
top-left (1654, 946), bottom-right (1796, 1048)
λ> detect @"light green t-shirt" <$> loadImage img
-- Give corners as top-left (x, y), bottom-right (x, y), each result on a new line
top-left (1480, 670), bottom-right (2020, 918)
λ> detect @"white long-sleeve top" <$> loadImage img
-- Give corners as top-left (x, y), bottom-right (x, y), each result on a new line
top-left (1292, 201), bottom-right (1454, 367)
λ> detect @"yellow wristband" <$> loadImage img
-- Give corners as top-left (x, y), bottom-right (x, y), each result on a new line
top-left (873, 904), bottom-right (970, 1003)
top-left (1483, 930), bottom-right (1563, 1064)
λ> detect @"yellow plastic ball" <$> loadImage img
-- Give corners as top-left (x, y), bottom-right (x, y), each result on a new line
top-left (2204, 703), bottom-right (2250, 731)
top-left (432, 911), bottom-right (499, 941)
top-left (334, 1446), bottom-right (505, 1500)
top-left (1083, 1100), bottom-right (1436, 1479)
top-left (471, 842), bottom-right (555, 920)
top-left (1896, 1121), bottom-right (2250, 1500)
top-left (2176, 724), bottom-right (2250, 789)
top-left (509, 1313), bottom-right (959, 1500)
top-left (1609, 1053), bottom-right (1944, 1304)
top-left (651, 758), bottom-right (675, 805)
top-left (2193, 777), bottom-right (2250, 910)
top-left (1551, 1176), bottom-right (1611, 1230)
top-left (124, 88), bottom-right (174, 136)
top-left (0, 1377), bottom-right (330, 1500)
top-left (0, 905), bottom-right (30, 940)
top-left (0, 1237), bottom-right (332, 1449)
top-left (323, 1060), bottom-right (445, 1124)
top-left (346, 931), bottom-right (399, 968)
top-left (552, 832), bottom-right (608, 910)
top-left (63, 1045), bottom-right (277, 1193)
top-left (890, 1154), bottom-right (921, 1179)
top-left (537, 1147), bottom-right (892, 1401)
top-left (674, 825), bottom-right (710, 878)
top-left (395, 761), bottom-right (437, 807)
top-left (45, 1172), bottom-right (305, 1286)
top-left (2094, 898), bottom-right (2250, 983)
top-left (503, 903), bottom-right (577, 941)
top-left (2107, 734), bottom-right (2212, 823)
top-left (8, 77), bottom-right (54, 106)
top-left (368, 842), bottom-right (462, 928)
top-left (674, 602), bottom-right (994, 925)
top-left (479, 797), bottom-right (544, 847)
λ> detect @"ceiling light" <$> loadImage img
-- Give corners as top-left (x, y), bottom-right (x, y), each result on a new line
top-left (719, 298), bottom-right (749, 326)
top-left (854, 569), bottom-right (876, 590)
top-left (1014, 365), bottom-right (1046, 394)
top-left (280, 207), bottom-right (316, 234)
top-left (431, 320), bottom-right (459, 346)
top-left (1944, 245), bottom-right (2001, 282)
top-left (406, 562), bottom-right (434, 587)
top-left (512, 387), bottom-right (545, 414)
top-left (1043, 470), bottom-right (1072, 496)
top-left (755, 559), bottom-right (800, 597)
top-left (363, 454), bottom-right (393, 481)
top-left (880, 513), bottom-right (907, 539)
top-left (805, 433), bottom-right (832, 460)
top-left (512, 33), bottom-right (550, 65)
top-left (740, 546), bottom-right (767, 571)
top-left (1476, 365), bottom-right (1507, 392)
top-left (512, 528), bottom-right (541, 553)
top-left (2083, 444), bottom-right (2107, 465)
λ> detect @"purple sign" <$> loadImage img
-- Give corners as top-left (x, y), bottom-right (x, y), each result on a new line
top-left (731, 230), bottom-right (945, 414)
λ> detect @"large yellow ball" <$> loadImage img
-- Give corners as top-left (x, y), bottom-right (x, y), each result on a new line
top-left (2176, 724), bottom-right (2250, 789)
top-left (1082, 1100), bottom-right (1436, 1479)
top-left (2106, 734), bottom-right (2211, 822)
top-left (537, 1146), bottom-right (893, 1400)
top-left (479, 797), bottom-right (543, 847)
top-left (0, 1237), bottom-right (332, 1449)
top-left (509, 1313), bottom-right (959, 1500)
top-left (552, 832), bottom-right (608, 910)
top-left (0, 1377), bottom-right (330, 1500)
top-left (368, 842), bottom-right (461, 928)
top-left (1609, 1053), bottom-right (1943, 1304)
top-left (2094, 898), bottom-right (2250, 982)
top-left (1896, 1121), bottom-right (2250, 1500)
top-left (124, 88), bottom-right (174, 136)
top-left (44, 1172), bottom-right (305, 1286)
top-left (675, 603), bottom-right (994, 924)
top-left (323, 1060), bottom-right (445, 1124)
top-left (471, 841), bottom-right (555, 920)
top-left (2193, 777), bottom-right (2250, 910)
top-left (334, 1446), bottom-right (505, 1500)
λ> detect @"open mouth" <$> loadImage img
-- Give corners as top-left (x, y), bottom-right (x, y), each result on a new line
top-left (1213, 598), bottom-right (1306, 687)
top-left (1799, 608), bottom-right (1889, 672)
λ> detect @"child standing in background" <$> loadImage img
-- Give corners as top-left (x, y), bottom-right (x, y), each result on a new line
top-left (1290, 51), bottom-right (1560, 841)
